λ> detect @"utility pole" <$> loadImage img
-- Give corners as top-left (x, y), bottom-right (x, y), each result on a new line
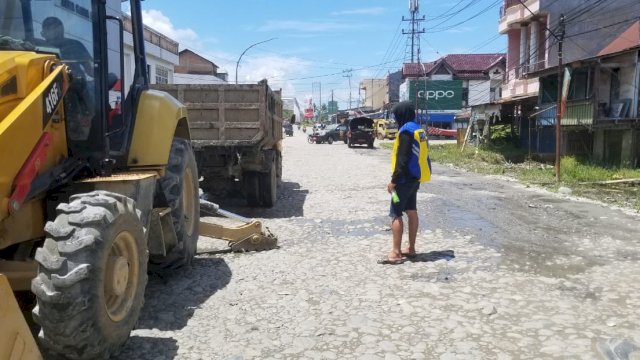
top-left (517, 1), bottom-right (565, 182)
top-left (555, 14), bottom-right (565, 182)
top-left (402, 0), bottom-right (425, 63)
top-left (343, 69), bottom-right (353, 110)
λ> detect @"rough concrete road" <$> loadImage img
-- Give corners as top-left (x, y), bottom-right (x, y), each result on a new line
top-left (116, 128), bottom-right (640, 360)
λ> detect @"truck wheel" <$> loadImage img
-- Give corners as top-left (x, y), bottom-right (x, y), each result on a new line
top-left (244, 171), bottom-right (260, 206)
top-left (343, 138), bottom-right (348, 144)
top-left (348, 139), bottom-right (353, 148)
top-left (368, 141), bottom-right (374, 148)
top-left (327, 137), bottom-right (334, 144)
top-left (276, 151), bottom-right (283, 187)
top-left (155, 138), bottom-right (200, 267)
top-left (259, 159), bottom-right (277, 207)
top-left (32, 191), bottom-right (147, 360)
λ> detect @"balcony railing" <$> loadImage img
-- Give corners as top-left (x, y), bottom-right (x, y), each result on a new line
top-left (500, 0), bottom-right (522, 17)
top-left (535, 100), bottom-right (594, 126)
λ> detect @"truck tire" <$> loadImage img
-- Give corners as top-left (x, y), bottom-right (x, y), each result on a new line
top-left (155, 138), bottom-right (200, 267)
top-left (259, 159), bottom-right (277, 207)
top-left (327, 137), bottom-right (334, 144)
top-left (32, 191), bottom-right (147, 360)
top-left (244, 171), bottom-right (260, 206)
top-left (368, 141), bottom-right (374, 148)
top-left (276, 151), bottom-right (282, 184)
top-left (348, 139), bottom-right (353, 148)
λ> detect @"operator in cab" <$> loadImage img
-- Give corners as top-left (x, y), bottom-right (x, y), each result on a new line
top-left (41, 16), bottom-right (94, 77)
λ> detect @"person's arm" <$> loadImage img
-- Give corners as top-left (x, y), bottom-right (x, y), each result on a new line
top-left (391, 131), bottom-right (413, 184)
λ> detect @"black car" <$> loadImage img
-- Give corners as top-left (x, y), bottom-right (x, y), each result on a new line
top-left (283, 123), bottom-right (293, 136)
top-left (324, 123), bottom-right (348, 143)
top-left (347, 117), bottom-right (375, 148)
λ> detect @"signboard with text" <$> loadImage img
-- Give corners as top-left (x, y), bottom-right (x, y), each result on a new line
top-left (406, 80), bottom-right (463, 111)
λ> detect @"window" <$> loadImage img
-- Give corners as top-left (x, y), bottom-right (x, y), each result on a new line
top-left (568, 67), bottom-right (590, 101)
top-left (155, 64), bottom-right (170, 84)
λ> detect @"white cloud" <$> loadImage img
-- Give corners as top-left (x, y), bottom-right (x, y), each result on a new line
top-left (258, 20), bottom-right (366, 33)
top-left (331, 7), bottom-right (386, 16)
top-left (238, 55), bottom-right (312, 97)
top-left (141, 9), bottom-right (205, 49)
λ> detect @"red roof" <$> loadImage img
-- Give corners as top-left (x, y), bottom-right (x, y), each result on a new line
top-left (598, 21), bottom-right (640, 57)
top-left (403, 53), bottom-right (505, 79)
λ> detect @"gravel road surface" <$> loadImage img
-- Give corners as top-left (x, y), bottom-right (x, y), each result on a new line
top-left (116, 128), bottom-right (640, 360)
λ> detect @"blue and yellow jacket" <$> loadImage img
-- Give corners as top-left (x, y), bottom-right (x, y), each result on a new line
top-left (391, 121), bottom-right (431, 183)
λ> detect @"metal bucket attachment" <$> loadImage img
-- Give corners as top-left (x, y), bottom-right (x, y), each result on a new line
top-left (199, 200), bottom-right (278, 252)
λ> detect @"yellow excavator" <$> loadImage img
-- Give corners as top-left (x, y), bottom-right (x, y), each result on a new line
top-left (0, 1), bottom-right (276, 359)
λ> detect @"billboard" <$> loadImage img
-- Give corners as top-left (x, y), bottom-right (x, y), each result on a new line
top-left (328, 100), bottom-right (338, 115)
top-left (406, 80), bottom-right (463, 111)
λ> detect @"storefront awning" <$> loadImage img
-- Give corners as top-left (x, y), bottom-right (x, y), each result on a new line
top-left (416, 113), bottom-right (455, 123)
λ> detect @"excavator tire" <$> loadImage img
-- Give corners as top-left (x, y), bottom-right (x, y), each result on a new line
top-left (31, 191), bottom-right (147, 360)
top-left (155, 138), bottom-right (200, 267)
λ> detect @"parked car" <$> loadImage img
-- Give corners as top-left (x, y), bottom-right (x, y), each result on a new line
top-left (283, 122), bottom-right (293, 136)
top-left (308, 125), bottom-right (337, 144)
top-left (347, 117), bottom-right (375, 148)
top-left (324, 123), bottom-right (348, 143)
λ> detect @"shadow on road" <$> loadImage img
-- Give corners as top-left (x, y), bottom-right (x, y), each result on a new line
top-left (407, 250), bottom-right (455, 263)
top-left (115, 336), bottom-right (178, 360)
top-left (216, 181), bottom-right (308, 219)
top-left (136, 257), bottom-right (232, 331)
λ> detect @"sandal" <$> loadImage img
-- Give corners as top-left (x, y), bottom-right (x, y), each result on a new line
top-left (377, 257), bottom-right (404, 265)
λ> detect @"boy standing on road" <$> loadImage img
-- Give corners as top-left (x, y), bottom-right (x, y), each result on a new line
top-left (379, 101), bottom-right (431, 265)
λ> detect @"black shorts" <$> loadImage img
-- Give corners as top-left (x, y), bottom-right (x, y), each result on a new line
top-left (389, 180), bottom-right (420, 218)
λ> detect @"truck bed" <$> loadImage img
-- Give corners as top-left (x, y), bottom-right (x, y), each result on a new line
top-left (152, 81), bottom-right (283, 148)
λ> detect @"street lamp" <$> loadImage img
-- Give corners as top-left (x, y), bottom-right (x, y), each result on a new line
top-left (235, 38), bottom-right (276, 84)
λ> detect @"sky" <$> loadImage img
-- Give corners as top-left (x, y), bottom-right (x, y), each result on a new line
top-left (139, 0), bottom-right (506, 109)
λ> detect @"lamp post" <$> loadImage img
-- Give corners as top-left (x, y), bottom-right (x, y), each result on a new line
top-left (235, 38), bottom-right (276, 84)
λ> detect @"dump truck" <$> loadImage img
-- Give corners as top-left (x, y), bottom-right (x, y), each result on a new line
top-left (152, 81), bottom-right (283, 207)
top-left (0, 1), bottom-right (275, 359)
top-left (373, 119), bottom-right (398, 140)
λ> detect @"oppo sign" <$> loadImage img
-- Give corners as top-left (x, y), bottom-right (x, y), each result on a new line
top-left (417, 90), bottom-right (455, 100)
top-left (409, 80), bottom-right (462, 110)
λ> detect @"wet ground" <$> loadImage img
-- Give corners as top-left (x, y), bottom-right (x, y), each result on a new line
top-left (116, 128), bottom-right (640, 360)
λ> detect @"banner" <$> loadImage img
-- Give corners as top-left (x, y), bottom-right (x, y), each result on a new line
top-left (559, 66), bottom-right (572, 119)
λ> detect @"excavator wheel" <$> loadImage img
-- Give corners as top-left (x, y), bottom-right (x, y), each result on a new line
top-left (154, 138), bottom-right (200, 267)
top-left (31, 191), bottom-right (147, 360)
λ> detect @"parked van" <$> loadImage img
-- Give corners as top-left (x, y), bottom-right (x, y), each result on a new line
top-left (374, 119), bottom-right (398, 140)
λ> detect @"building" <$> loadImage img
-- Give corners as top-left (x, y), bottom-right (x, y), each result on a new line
top-left (400, 53), bottom-right (505, 129)
top-left (359, 79), bottom-right (387, 109)
top-left (498, 0), bottom-right (546, 121)
top-left (282, 97), bottom-right (303, 124)
top-left (386, 70), bottom-right (403, 107)
top-left (175, 49), bottom-right (228, 82)
top-left (510, 0), bottom-right (640, 166)
top-left (122, 14), bottom-right (179, 88)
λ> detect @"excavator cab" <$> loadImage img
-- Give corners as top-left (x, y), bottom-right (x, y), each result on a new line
top-left (1, 0), bottom-right (161, 174)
